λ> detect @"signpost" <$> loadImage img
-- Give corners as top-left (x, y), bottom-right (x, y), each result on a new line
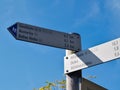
top-left (64, 38), bottom-right (120, 74)
top-left (8, 22), bottom-right (81, 90)
top-left (8, 22), bottom-right (119, 90)
top-left (7, 22), bottom-right (80, 51)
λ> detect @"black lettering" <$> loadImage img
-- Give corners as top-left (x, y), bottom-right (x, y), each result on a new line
top-left (64, 34), bottom-right (69, 38)
top-left (18, 34), bottom-right (28, 40)
top-left (19, 29), bottom-right (33, 36)
top-left (114, 46), bottom-right (119, 51)
top-left (112, 40), bottom-right (119, 46)
top-left (64, 39), bottom-right (69, 42)
top-left (70, 45), bottom-right (74, 49)
top-left (19, 25), bottom-right (33, 30)
top-left (114, 52), bottom-right (120, 57)
top-left (29, 36), bottom-right (38, 41)
top-left (70, 40), bottom-right (74, 43)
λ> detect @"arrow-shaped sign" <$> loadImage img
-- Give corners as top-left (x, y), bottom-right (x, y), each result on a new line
top-left (8, 22), bottom-right (80, 51)
top-left (64, 38), bottom-right (120, 74)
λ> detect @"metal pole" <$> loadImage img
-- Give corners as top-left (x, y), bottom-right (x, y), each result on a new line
top-left (66, 50), bottom-right (82, 90)
top-left (65, 33), bottom-right (82, 90)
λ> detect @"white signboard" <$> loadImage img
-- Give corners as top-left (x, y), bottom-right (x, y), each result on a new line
top-left (8, 22), bottom-right (80, 51)
top-left (64, 38), bottom-right (120, 74)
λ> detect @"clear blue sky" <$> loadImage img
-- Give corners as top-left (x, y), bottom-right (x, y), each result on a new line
top-left (0, 0), bottom-right (120, 90)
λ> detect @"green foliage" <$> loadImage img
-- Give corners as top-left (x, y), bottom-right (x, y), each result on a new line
top-left (38, 79), bottom-right (66, 90)
top-left (56, 80), bottom-right (66, 89)
top-left (34, 75), bottom-right (96, 90)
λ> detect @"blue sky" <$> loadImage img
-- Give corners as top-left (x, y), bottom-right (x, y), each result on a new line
top-left (1, 0), bottom-right (120, 90)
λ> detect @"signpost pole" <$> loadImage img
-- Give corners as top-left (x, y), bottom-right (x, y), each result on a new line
top-left (66, 50), bottom-right (82, 90)
top-left (65, 33), bottom-right (82, 90)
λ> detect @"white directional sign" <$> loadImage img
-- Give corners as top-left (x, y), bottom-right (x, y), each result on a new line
top-left (7, 22), bottom-right (80, 51)
top-left (64, 38), bottom-right (120, 74)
